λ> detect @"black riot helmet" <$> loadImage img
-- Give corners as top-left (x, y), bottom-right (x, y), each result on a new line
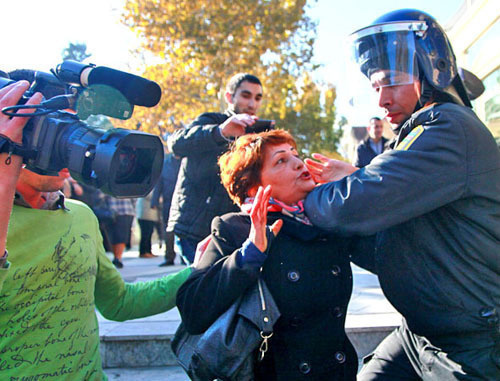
top-left (349, 9), bottom-right (472, 108)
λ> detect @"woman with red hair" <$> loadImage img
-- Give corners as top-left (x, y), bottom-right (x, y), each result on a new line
top-left (177, 129), bottom-right (367, 380)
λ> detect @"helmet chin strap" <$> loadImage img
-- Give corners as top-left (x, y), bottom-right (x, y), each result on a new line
top-left (415, 73), bottom-right (469, 113)
top-left (443, 79), bottom-right (468, 107)
top-left (414, 76), bottom-right (434, 113)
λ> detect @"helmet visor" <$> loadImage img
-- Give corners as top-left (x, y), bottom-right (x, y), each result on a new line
top-left (350, 22), bottom-right (425, 89)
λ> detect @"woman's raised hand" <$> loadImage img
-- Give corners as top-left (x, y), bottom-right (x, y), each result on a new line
top-left (304, 153), bottom-right (359, 184)
top-left (249, 185), bottom-right (283, 253)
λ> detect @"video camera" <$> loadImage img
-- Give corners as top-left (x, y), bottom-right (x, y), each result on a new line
top-left (0, 61), bottom-right (164, 197)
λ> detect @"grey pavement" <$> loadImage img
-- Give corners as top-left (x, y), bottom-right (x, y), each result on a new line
top-left (99, 243), bottom-right (400, 379)
top-left (105, 366), bottom-right (189, 381)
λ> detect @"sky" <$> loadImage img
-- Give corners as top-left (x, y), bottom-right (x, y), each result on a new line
top-left (1, 0), bottom-right (464, 125)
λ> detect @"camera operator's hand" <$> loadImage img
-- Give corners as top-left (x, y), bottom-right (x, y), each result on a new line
top-left (305, 153), bottom-right (359, 184)
top-left (219, 113), bottom-right (258, 138)
top-left (0, 81), bottom-right (42, 143)
top-left (1, 81), bottom-right (42, 260)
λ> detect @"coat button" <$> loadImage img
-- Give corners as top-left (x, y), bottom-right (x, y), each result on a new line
top-left (331, 265), bottom-right (341, 276)
top-left (287, 270), bottom-right (300, 282)
top-left (299, 362), bottom-right (311, 374)
top-left (335, 351), bottom-right (346, 363)
top-left (333, 307), bottom-right (343, 318)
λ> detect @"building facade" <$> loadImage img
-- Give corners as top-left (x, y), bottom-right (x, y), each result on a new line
top-left (446, 0), bottom-right (500, 139)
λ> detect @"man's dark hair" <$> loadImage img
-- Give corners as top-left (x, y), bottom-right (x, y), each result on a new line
top-left (226, 73), bottom-right (261, 95)
top-left (370, 117), bottom-right (381, 123)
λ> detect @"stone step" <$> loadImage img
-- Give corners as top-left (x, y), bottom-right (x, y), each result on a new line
top-left (99, 308), bottom-right (400, 369)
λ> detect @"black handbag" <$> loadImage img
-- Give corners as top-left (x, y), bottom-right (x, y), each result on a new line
top-left (172, 278), bottom-right (281, 381)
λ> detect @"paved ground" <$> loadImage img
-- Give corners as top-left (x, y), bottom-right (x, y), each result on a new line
top-left (100, 244), bottom-right (400, 380)
top-left (105, 365), bottom-right (188, 380)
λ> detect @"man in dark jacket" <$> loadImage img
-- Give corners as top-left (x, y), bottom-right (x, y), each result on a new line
top-left (304, 9), bottom-right (500, 380)
top-left (354, 117), bottom-right (389, 168)
top-left (167, 73), bottom-right (264, 263)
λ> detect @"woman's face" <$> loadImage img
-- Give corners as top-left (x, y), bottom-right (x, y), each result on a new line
top-left (258, 143), bottom-right (316, 205)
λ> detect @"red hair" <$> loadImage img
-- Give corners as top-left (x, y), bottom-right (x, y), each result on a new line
top-left (219, 129), bottom-right (296, 206)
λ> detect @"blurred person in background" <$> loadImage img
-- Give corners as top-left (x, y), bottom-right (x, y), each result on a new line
top-left (152, 152), bottom-right (181, 266)
top-left (136, 191), bottom-right (161, 258)
top-left (353, 117), bottom-right (389, 168)
top-left (100, 194), bottom-right (136, 268)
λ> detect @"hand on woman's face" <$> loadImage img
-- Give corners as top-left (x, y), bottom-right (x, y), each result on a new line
top-left (259, 143), bottom-right (316, 205)
top-left (304, 153), bottom-right (359, 183)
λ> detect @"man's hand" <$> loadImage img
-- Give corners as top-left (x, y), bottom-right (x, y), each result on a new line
top-left (1, 81), bottom-right (42, 257)
top-left (0, 81), bottom-right (42, 143)
top-left (219, 113), bottom-right (258, 138)
top-left (249, 185), bottom-right (282, 252)
top-left (304, 153), bottom-right (359, 184)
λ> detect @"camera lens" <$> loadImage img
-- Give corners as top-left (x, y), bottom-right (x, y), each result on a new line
top-left (115, 147), bottom-right (138, 183)
top-left (113, 146), bottom-right (156, 187)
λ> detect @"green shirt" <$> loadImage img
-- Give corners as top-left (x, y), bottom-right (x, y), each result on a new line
top-left (0, 200), bottom-right (191, 380)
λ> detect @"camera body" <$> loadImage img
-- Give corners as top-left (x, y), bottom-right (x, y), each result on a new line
top-left (245, 119), bottom-right (275, 134)
top-left (0, 63), bottom-right (164, 197)
top-left (21, 111), bottom-right (163, 197)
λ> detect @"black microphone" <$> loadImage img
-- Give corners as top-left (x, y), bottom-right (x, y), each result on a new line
top-left (86, 66), bottom-right (161, 107)
top-left (56, 60), bottom-right (162, 108)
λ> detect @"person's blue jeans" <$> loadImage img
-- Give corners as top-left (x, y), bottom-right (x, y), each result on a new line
top-left (176, 236), bottom-right (198, 264)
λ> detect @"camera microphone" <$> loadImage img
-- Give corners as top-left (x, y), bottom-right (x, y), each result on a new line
top-left (56, 60), bottom-right (162, 107)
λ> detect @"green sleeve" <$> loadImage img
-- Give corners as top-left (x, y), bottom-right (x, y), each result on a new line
top-left (94, 244), bottom-right (192, 321)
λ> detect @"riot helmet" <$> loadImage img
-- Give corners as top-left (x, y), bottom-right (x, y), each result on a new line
top-left (349, 9), bottom-right (471, 108)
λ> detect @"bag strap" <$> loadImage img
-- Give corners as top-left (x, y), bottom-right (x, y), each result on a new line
top-left (257, 277), bottom-right (274, 361)
top-left (238, 274), bottom-right (281, 362)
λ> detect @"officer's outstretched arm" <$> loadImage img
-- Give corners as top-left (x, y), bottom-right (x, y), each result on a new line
top-left (305, 110), bottom-right (472, 235)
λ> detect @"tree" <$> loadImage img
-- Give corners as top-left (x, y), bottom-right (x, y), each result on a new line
top-left (270, 73), bottom-right (341, 156)
top-left (121, 0), bottom-right (339, 153)
top-left (61, 42), bottom-right (91, 62)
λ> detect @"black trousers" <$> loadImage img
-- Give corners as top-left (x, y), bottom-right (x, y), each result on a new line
top-left (358, 322), bottom-right (500, 380)
top-left (138, 219), bottom-right (157, 255)
top-left (164, 230), bottom-right (176, 262)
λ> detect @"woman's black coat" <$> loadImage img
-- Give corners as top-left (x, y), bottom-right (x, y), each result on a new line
top-left (177, 211), bottom-right (366, 380)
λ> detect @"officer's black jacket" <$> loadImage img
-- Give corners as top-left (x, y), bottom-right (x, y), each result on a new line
top-left (305, 102), bottom-right (500, 340)
top-left (167, 111), bottom-right (239, 241)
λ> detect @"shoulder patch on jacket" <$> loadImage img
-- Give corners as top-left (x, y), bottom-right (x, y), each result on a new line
top-left (396, 125), bottom-right (425, 151)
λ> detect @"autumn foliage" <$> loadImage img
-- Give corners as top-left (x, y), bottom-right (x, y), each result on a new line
top-left (121, 0), bottom-right (341, 155)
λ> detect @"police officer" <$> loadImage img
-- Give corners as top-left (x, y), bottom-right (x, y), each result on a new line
top-left (304, 9), bottom-right (500, 380)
